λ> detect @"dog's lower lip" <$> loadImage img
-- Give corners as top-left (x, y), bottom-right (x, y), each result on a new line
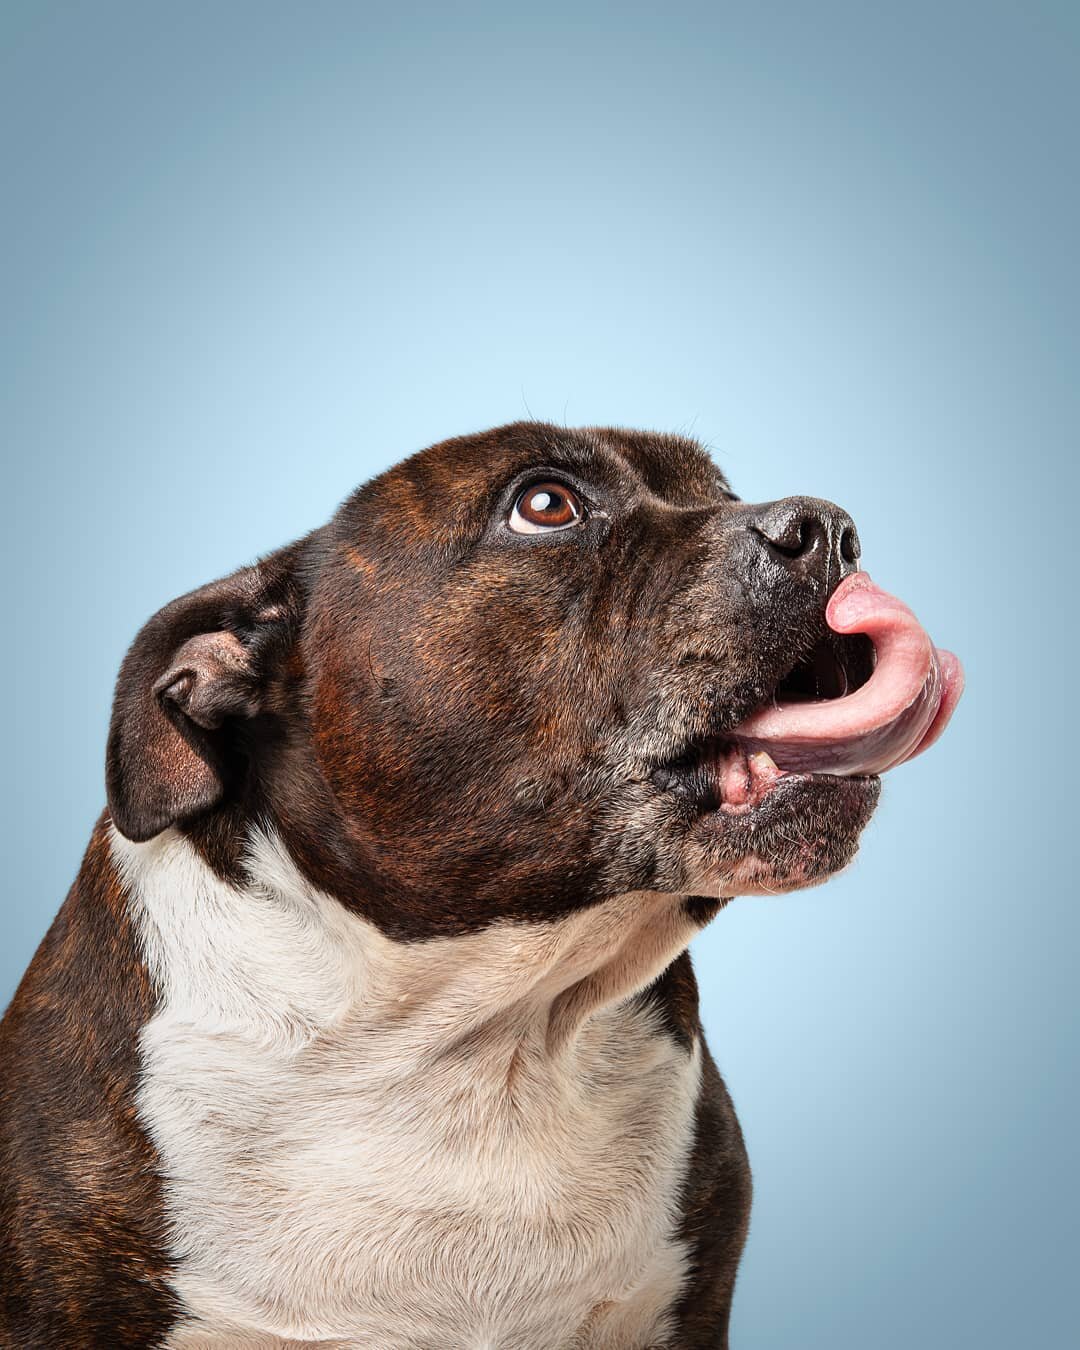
top-left (650, 740), bottom-right (782, 811)
top-left (650, 738), bottom-right (878, 814)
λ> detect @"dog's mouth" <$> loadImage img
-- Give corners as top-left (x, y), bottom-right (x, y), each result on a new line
top-left (653, 573), bottom-right (964, 813)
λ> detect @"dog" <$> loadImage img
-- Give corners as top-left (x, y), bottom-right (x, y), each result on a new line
top-left (0, 422), bottom-right (962, 1348)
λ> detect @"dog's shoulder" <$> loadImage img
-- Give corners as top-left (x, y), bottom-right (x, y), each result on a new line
top-left (0, 816), bottom-right (178, 1348)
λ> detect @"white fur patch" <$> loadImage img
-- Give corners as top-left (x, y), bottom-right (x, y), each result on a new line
top-left (113, 827), bottom-right (703, 1349)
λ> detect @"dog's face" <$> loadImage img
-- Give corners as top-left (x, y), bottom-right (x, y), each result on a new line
top-left (303, 422), bottom-right (879, 920)
top-left (108, 423), bottom-right (962, 940)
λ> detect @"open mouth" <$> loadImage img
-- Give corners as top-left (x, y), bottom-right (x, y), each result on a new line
top-left (654, 573), bottom-right (965, 814)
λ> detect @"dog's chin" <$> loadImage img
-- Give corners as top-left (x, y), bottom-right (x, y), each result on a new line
top-left (673, 758), bottom-right (882, 897)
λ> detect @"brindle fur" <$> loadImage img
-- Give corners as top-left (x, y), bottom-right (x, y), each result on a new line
top-left (0, 820), bottom-right (178, 1347)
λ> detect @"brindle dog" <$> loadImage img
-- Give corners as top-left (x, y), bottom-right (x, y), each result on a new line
top-left (0, 422), bottom-right (959, 1349)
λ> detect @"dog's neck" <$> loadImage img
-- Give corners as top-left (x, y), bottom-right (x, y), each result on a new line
top-left (105, 823), bottom-right (706, 1347)
top-left (110, 825), bottom-right (703, 1072)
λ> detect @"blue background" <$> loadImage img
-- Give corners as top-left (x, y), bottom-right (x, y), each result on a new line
top-left (3, 3), bottom-right (1076, 1345)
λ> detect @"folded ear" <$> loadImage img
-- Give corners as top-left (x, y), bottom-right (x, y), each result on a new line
top-left (106, 543), bottom-right (304, 842)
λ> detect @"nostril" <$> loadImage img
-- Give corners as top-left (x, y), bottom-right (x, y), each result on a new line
top-left (840, 527), bottom-right (859, 565)
top-left (761, 522), bottom-right (807, 560)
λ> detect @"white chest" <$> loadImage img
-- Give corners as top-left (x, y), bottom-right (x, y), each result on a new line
top-left (115, 829), bottom-right (702, 1349)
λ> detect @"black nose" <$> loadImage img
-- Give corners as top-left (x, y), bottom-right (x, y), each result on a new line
top-left (748, 496), bottom-right (860, 589)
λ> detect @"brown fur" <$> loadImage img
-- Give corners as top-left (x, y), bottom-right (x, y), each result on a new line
top-left (0, 819), bottom-right (177, 1348)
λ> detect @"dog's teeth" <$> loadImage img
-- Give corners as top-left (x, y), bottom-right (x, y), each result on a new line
top-left (747, 749), bottom-right (784, 796)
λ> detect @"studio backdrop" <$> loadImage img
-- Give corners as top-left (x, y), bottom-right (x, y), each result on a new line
top-left (3, 3), bottom-right (1076, 1347)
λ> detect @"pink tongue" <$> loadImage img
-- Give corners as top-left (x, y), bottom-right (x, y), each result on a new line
top-left (732, 573), bottom-right (964, 776)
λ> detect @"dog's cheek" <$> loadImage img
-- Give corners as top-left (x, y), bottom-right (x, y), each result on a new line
top-left (304, 607), bottom-right (579, 860)
top-left (410, 588), bottom-right (610, 773)
top-left (303, 546), bottom-right (663, 913)
top-left (597, 786), bottom-right (704, 895)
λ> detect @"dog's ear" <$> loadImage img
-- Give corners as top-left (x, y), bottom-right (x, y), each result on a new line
top-left (106, 542), bottom-right (305, 842)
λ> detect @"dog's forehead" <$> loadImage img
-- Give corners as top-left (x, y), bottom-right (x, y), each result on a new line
top-left (335, 422), bottom-right (731, 551)
top-left (414, 421), bottom-right (730, 504)
top-left (581, 425), bottom-right (732, 504)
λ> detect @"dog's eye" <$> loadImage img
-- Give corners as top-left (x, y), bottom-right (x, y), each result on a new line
top-left (509, 482), bottom-right (584, 534)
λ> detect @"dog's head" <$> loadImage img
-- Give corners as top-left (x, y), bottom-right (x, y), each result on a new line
top-left (106, 423), bottom-right (961, 939)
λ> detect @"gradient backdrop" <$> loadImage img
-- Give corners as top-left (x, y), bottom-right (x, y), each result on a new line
top-left (3, 3), bottom-right (1077, 1346)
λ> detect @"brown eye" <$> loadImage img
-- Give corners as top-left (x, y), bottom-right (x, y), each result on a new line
top-left (509, 481), bottom-right (584, 534)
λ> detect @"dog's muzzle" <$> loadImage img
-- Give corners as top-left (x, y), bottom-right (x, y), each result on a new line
top-left (722, 495), bottom-right (964, 778)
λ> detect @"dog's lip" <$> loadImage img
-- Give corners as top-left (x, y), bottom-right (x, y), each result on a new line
top-left (648, 736), bottom-right (876, 815)
top-left (730, 573), bottom-right (964, 776)
top-left (693, 742), bottom-right (878, 813)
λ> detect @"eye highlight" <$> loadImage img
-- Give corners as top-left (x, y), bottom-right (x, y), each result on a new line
top-left (508, 481), bottom-right (584, 534)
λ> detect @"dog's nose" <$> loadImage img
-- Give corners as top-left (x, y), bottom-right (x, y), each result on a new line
top-left (748, 497), bottom-right (860, 589)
